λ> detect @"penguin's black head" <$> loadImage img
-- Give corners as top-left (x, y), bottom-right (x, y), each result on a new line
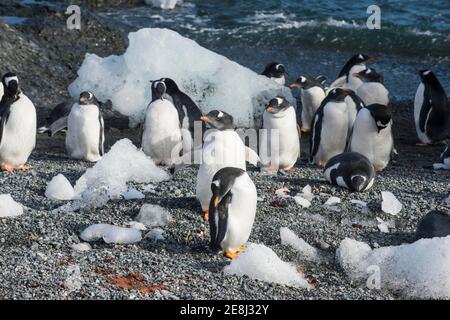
top-left (160, 78), bottom-right (179, 94)
top-left (366, 103), bottom-right (391, 132)
top-left (266, 96), bottom-right (290, 114)
top-left (79, 91), bottom-right (95, 105)
top-left (327, 88), bottom-right (351, 102)
top-left (353, 68), bottom-right (384, 83)
top-left (210, 167), bottom-right (245, 209)
top-left (353, 53), bottom-right (375, 65)
top-left (2, 72), bottom-right (20, 98)
top-left (289, 76), bottom-right (308, 89)
top-left (150, 80), bottom-right (167, 100)
top-left (200, 110), bottom-right (234, 130)
top-left (262, 62), bottom-right (288, 78)
top-left (351, 175), bottom-right (367, 192)
top-left (418, 69), bottom-right (439, 82)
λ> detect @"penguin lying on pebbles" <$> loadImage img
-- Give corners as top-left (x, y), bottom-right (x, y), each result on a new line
top-left (196, 110), bottom-right (258, 221)
top-left (353, 68), bottom-right (389, 106)
top-left (349, 103), bottom-right (394, 172)
top-left (288, 75), bottom-right (326, 133)
top-left (260, 96), bottom-right (299, 173)
top-left (329, 53), bottom-right (375, 92)
top-left (209, 167), bottom-right (257, 259)
top-left (66, 91), bottom-right (105, 162)
top-left (414, 210), bottom-right (450, 241)
top-left (324, 152), bottom-right (375, 192)
top-left (261, 62), bottom-right (288, 85)
top-left (414, 69), bottom-right (449, 146)
top-left (0, 72), bottom-right (36, 172)
top-left (310, 88), bottom-right (353, 167)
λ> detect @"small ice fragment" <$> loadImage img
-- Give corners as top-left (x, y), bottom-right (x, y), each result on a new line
top-left (381, 191), bottom-right (402, 215)
top-left (293, 195), bottom-right (311, 208)
top-left (80, 224), bottom-right (142, 244)
top-left (0, 194), bottom-right (23, 217)
top-left (123, 188), bottom-right (145, 200)
top-left (351, 199), bottom-right (369, 213)
top-left (376, 217), bottom-right (389, 233)
top-left (145, 228), bottom-right (165, 242)
top-left (324, 196), bottom-right (341, 206)
top-left (64, 265), bottom-right (82, 292)
top-left (275, 187), bottom-right (290, 198)
top-left (70, 242), bottom-right (92, 252)
top-left (280, 227), bottom-right (324, 263)
top-left (45, 174), bottom-right (75, 200)
top-left (301, 185), bottom-right (314, 201)
top-left (126, 221), bottom-right (147, 231)
top-left (136, 204), bottom-right (172, 227)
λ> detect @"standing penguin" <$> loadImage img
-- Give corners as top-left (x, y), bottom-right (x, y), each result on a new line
top-left (288, 75), bottom-right (326, 133)
top-left (354, 68), bottom-right (389, 106)
top-left (329, 53), bottom-right (375, 92)
top-left (261, 62), bottom-right (288, 85)
top-left (324, 152), bottom-right (375, 192)
top-left (142, 80), bottom-right (182, 166)
top-left (0, 72), bottom-right (36, 172)
top-left (414, 69), bottom-right (449, 145)
top-left (349, 103), bottom-right (394, 172)
top-left (260, 96), bottom-right (299, 173)
top-left (209, 167), bottom-right (257, 259)
top-left (159, 77), bottom-right (204, 151)
top-left (196, 110), bottom-right (253, 221)
top-left (310, 88), bottom-right (352, 167)
top-left (66, 91), bottom-right (105, 162)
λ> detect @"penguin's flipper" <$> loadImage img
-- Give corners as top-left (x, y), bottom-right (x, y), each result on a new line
top-left (0, 100), bottom-right (12, 145)
top-left (419, 88), bottom-right (432, 132)
top-left (48, 116), bottom-right (68, 136)
top-left (316, 75), bottom-right (327, 86)
top-left (310, 111), bottom-right (323, 161)
top-left (245, 146), bottom-right (260, 167)
top-left (98, 112), bottom-right (105, 156)
top-left (209, 192), bottom-right (232, 250)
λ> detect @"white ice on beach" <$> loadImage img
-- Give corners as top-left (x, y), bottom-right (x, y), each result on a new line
top-left (381, 191), bottom-right (402, 215)
top-left (376, 217), bottom-right (390, 233)
top-left (80, 224), bottom-right (142, 244)
top-left (70, 242), bottom-right (92, 252)
top-left (336, 236), bottom-right (450, 299)
top-left (0, 194), bottom-right (23, 217)
top-left (223, 243), bottom-right (312, 289)
top-left (123, 188), bottom-right (145, 200)
top-left (136, 204), bottom-right (172, 227)
top-left (275, 187), bottom-right (289, 198)
top-left (64, 265), bottom-right (82, 293)
top-left (126, 221), bottom-right (148, 231)
top-left (280, 227), bottom-right (325, 263)
top-left (145, 228), bottom-right (166, 242)
top-left (45, 174), bottom-right (75, 201)
top-left (145, 0), bottom-right (182, 9)
top-left (68, 28), bottom-right (293, 127)
top-left (350, 199), bottom-right (368, 213)
top-left (293, 195), bottom-right (311, 208)
top-left (74, 139), bottom-right (169, 207)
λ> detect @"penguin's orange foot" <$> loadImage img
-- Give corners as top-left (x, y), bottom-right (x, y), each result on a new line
top-left (374, 164), bottom-right (385, 172)
top-left (225, 250), bottom-right (239, 259)
top-left (17, 165), bottom-right (33, 171)
top-left (416, 142), bottom-right (430, 147)
top-left (318, 160), bottom-right (326, 168)
top-left (1, 164), bottom-right (14, 172)
top-left (237, 245), bottom-right (246, 253)
top-left (300, 128), bottom-right (310, 133)
top-left (202, 210), bottom-right (209, 221)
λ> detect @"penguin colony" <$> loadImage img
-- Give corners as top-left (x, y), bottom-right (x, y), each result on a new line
top-left (1, 53), bottom-right (449, 260)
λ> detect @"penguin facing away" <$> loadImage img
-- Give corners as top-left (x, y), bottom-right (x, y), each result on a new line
top-left (328, 53), bottom-right (375, 92)
top-left (0, 72), bottom-right (36, 172)
top-left (414, 69), bottom-right (449, 145)
top-left (261, 62), bottom-right (289, 86)
top-left (66, 91), bottom-right (105, 162)
top-left (354, 67), bottom-right (389, 106)
top-left (142, 80), bottom-right (182, 166)
top-left (260, 96), bottom-right (300, 173)
top-left (414, 210), bottom-right (450, 241)
top-left (310, 88), bottom-right (353, 167)
top-left (324, 152), bottom-right (375, 192)
top-left (209, 167), bottom-right (257, 259)
top-left (349, 103), bottom-right (394, 172)
top-left (289, 75), bottom-right (326, 133)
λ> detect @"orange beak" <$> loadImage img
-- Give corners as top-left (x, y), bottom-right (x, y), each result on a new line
top-left (200, 116), bottom-right (209, 121)
top-left (266, 107), bottom-right (273, 112)
top-left (288, 82), bottom-right (297, 89)
top-left (214, 196), bottom-right (219, 207)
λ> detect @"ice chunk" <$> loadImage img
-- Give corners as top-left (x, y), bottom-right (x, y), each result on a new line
top-left (381, 191), bottom-right (402, 215)
top-left (64, 265), bottom-right (82, 293)
top-left (280, 227), bottom-right (325, 263)
top-left (293, 195), bottom-right (311, 208)
top-left (70, 242), bottom-right (92, 252)
top-left (126, 221), bottom-right (148, 231)
top-left (68, 28), bottom-right (293, 127)
top-left (80, 224), bottom-right (142, 244)
top-left (135, 204), bottom-right (172, 227)
top-left (145, 228), bottom-right (165, 242)
top-left (300, 185), bottom-right (314, 202)
top-left (0, 194), bottom-right (23, 217)
top-left (376, 217), bottom-right (389, 233)
top-left (223, 243), bottom-right (312, 288)
top-left (350, 199), bottom-right (368, 213)
top-left (275, 187), bottom-right (290, 198)
top-left (336, 236), bottom-right (450, 298)
top-left (324, 196), bottom-right (341, 206)
top-left (123, 188), bottom-right (145, 200)
top-left (145, 0), bottom-right (182, 9)
top-left (74, 139), bottom-right (169, 207)
top-left (45, 174), bottom-right (75, 201)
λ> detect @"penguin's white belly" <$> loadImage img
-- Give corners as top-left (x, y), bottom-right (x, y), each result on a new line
top-left (356, 83), bottom-right (389, 106)
top-left (221, 174), bottom-right (257, 252)
top-left (414, 83), bottom-right (430, 144)
top-left (0, 83), bottom-right (3, 100)
top-left (0, 94), bottom-right (36, 166)
top-left (261, 108), bottom-right (299, 169)
top-left (196, 130), bottom-right (246, 211)
top-left (315, 103), bottom-right (349, 163)
top-left (301, 87), bottom-right (325, 130)
top-left (142, 100), bottom-right (182, 166)
top-left (66, 104), bottom-right (102, 162)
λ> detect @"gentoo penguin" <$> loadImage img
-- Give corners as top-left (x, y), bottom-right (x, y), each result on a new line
top-left (0, 72), bottom-right (36, 172)
top-left (261, 62), bottom-right (288, 86)
top-left (196, 110), bottom-right (248, 221)
top-left (414, 210), bottom-right (450, 241)
top-left (329, 53), bottom-right (375, 92)
top-left (349, 103), bottom-right (394, 172)
top-left (414, 69), bottom-right (449, 145)
top-left (289, 75), bottom-right (326, 133)
top-left (260, 96), bottom-right (299, 173)
top-left (142, 80), bottom-right (182, 166)
top-left (209, 167), bottom-right (257, 259)
top-left (159, 77), bottom-right (205, 151)
top-left (324, 152), bottom-right (375, 192)
top-left (353, 68), bottom-right (389, 106)
top-left (66, 91), bottom-right (105, 162)
top-left (310, 88), bottom-right (352, 167)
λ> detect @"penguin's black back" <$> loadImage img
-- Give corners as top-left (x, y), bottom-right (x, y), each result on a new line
top-left (421, 76), bottom-right (449, 142)
top-left (414, 210), bottom-right (450, 241)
